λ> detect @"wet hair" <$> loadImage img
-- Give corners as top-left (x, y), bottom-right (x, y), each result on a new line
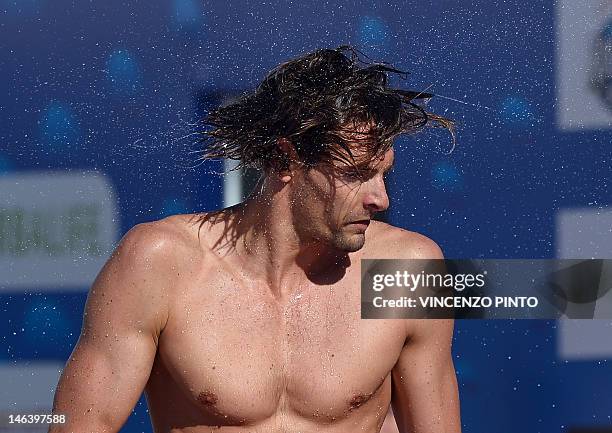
top-left (198, 45), bottom-right (454, 174)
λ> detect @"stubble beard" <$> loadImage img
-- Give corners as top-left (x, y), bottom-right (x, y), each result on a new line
top-left (330, 229), bottom-right (366, 253)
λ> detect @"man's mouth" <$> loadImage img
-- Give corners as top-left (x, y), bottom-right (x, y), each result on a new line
top-left (347, 219), bottom-right (370, 227)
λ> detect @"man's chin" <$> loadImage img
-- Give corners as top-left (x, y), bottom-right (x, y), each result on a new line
top-left (333, 233), bottom-right (366, 253)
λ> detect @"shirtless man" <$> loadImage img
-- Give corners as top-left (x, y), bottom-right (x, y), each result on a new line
top-left (50, 46), bottom-right (461, 433)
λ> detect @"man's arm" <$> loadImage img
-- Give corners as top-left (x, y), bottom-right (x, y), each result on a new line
top-left (391, 318), bottom-right (460, 433)
top-left (389, 233), bottom-right (461, 433)
top-left (49, 223), bottom-right (174, 433)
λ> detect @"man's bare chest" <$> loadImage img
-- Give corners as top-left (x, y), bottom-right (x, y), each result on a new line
top-left (153, 268), bottom-right (407, 425)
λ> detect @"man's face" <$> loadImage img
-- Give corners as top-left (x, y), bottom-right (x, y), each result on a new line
top-left (289, 146), bottom-right (394, 252)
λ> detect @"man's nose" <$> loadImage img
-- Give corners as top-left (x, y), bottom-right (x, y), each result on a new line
top-left (363, 176), bottom-right (390, 213)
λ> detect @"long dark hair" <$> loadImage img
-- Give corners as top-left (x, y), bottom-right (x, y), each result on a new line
top-left (198, 45), bottom-right (454, 173)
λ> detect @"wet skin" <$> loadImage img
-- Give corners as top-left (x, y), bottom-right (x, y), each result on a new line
top-left (50, 148), bottom-right (461, 433)
top-left (146, 218), bottom-right (414, 433)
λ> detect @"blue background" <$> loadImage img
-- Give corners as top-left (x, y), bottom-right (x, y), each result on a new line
top-left (2, 1), bottom-right (611, 432)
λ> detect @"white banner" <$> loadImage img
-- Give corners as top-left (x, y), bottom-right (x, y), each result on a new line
top-left (0, 362), bottom-right (63, 433)
top-left (0, 171), bottom-right (119, 291)
top-left (556, 207), bottom-right (612, 359)
top-left (556, 0), bottom-right (612, 130)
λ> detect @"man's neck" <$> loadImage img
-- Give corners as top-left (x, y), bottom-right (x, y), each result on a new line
top-left (231, 177), bottom-right (348, 297)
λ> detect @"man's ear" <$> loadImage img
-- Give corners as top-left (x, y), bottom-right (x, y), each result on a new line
top-left (277, 138), bottom-right (300, 183)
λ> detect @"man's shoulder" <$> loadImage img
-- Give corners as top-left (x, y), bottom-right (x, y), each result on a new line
top-left (125, 215), bottom-right (193, 248)
top-left (116, 214), bottom-right (205, 268)
top-left (365, 220), bottom-right (444, 259)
